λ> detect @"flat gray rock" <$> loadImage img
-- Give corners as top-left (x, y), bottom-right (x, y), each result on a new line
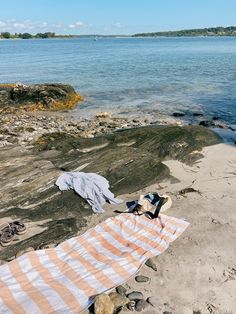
top-left (116, 285), bottom-right (127, 296)
top-left (127, 291), bottom-right (144, 301)
top-left (135, 299), bottom-right (149, 312)
top-left (135, 275), bottom-right (150, 283)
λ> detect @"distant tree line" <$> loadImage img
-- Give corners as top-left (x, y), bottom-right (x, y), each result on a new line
top-left (133, 26), bottom-right (236, 37)
top-left (0, 32), bottom-right (73, 39)
top-left (1, 26), bottom-right (236, 39)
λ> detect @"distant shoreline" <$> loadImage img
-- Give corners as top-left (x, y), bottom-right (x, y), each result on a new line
top-left (133, 26), bottom-right (236, 37)
top-left (1, 35), bottom-right (236, 41)
top-left (1, 26), bottom-right (236, 39)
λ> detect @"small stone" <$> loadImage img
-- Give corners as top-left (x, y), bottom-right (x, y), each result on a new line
top-left (163, 312), bottom-right (172, 314)
top-left (145, 258), bottom-right (157, 271)
top-left (199, 120), bottom-right (215, 127)
top-left (94, 294), bottom-right (114, 314)
top-left (41, 243), bottom-right (56, 249)
top-left (96, 112), bottom-right (111, 119)
top-left (173, 112), bottom-right (185, 117)
top-left (147, 296), bottom-right (159, 307)
top-left (127, 301), bottom-right (136, 311)
top-left (135, 300), bottom-right (149, 312)
top-left (193, 311), bottom-right (202, 314)
top-left (127, 291), bottom-right (143, 301)
top-left (116, 285), bottom-right (127, 296)
top-left (99, 121), bottom-right (108, 126)
top-left (135, 275), bottom-right (150, 283)
top-left (193, 113), bottom-right (203, 117)
top-left (109, 292), bottom-right (129, 308)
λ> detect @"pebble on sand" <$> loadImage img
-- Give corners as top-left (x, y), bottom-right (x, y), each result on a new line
top-left (135, 299), bottom-right (149, 312)
top-left (135, 275), bottom-right (150, 283)
top-left (145, 258), bottom-right (157, 271)
top-left (127, 291), bottom-right (144, 301)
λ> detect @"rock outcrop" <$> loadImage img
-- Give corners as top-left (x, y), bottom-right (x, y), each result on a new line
top-left (0, 124), bottom-right (220, 261)
top-left (0, 83), bottom-right (83, 112)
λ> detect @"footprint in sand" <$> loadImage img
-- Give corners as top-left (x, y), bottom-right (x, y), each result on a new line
top-left (206, 303), bottom-right (219, 314)
top-left (223, 266), bottom-right (236, 281)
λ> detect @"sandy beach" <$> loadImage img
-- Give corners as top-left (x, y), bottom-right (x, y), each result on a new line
top-left (98, 142), bottom-right (236, 314)
top-left (1, 1), bottom-right (236, 312)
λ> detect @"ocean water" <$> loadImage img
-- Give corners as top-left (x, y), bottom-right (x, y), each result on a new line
top-left (0, 37), bottom-right (236, 123)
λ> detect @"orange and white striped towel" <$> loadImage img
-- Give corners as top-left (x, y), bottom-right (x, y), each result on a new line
top-left (0, 213), bottom-right (189, 314)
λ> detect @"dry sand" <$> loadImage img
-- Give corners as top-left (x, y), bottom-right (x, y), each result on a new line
top-left (107, 143), bottom-right (235, 314)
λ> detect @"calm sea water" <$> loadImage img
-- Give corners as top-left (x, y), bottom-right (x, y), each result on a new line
top-left (0, 37), bottom-right (236, 123)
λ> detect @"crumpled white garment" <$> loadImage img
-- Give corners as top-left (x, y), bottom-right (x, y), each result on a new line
top-left (56, 172), bottom-right (123, 213)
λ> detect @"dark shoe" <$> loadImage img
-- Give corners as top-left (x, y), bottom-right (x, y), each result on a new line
top-left (0, 226), bottom-right (17, 247)
top-left (9, 221), bottom-right (26, 235)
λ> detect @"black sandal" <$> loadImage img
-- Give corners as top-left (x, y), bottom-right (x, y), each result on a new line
top-left (9, 221), bottom-right (26, 235)
top-left (0, 226), bottom-right (17, 247)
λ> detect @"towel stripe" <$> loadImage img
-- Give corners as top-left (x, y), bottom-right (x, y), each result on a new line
top-left (117, 214), bottom-right (178, 243)
top-left (0, 279), bottom-right (26, 314)
top-left (28, 251), bottom-right (77, 312)
top-left (0, 297), bottom-right (13, 314)
top-left (8, 259), bottom-right (56, 313)
top-left (61, 240), bottom-right (116, 289)
top-left (19, 255), bottom-right (69, 313)
top-left (0, 213), bottom-right (189, 313)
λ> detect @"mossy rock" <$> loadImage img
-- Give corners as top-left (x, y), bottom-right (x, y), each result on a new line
top-left (0, 83), bottom-right (83, 112)
top-left (0, 124), bottom-right (220, 260)
top-left (35, 125), bottom-right (220, 195)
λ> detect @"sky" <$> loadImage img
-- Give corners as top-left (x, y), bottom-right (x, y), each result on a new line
top-left (0, 0), bottom-right (235, 35)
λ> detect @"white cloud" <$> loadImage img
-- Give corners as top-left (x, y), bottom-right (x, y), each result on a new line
top-left (75, 21), bottom-right (83, 26)
top-left (68, 21), bottom-right (84, 29)
top-left (113, 22), bottom-right (122, 28)
top-left (54, 23), bottom-right (63, 29)
top-left (13, 23), bottom-right (27, 29)
top-left (0, 19), bottom-right (83, 33)
top-left (0, 19), bottom-right (51, 32)
top-left (0, 19), bottom-right (125, 35)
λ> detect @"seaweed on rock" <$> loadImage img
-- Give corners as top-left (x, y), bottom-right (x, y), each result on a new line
top-left (0, 125), bottom-right (220, 260)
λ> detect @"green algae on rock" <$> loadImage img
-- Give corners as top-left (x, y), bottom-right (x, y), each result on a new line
top-left (34, 125), bottom-right (220, 194)
top-left (0, 125), bottom-right (220, 260)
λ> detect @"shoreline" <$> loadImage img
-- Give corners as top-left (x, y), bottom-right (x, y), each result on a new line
top-left (1, 106), bottom-right (235, 149)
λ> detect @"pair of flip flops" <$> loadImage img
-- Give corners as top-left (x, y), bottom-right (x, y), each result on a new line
top-left (0, 221), bottom-right (26, 247)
